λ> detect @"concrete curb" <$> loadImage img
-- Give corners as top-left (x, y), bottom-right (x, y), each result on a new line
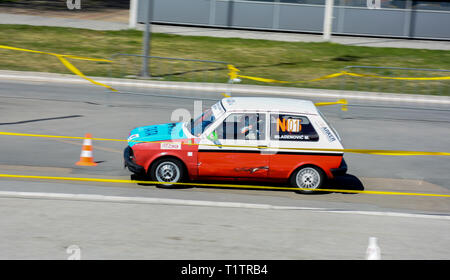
top-left (0, 69), bottom-right (449, 105)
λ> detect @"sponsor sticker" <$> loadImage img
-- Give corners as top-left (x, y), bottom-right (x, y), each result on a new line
top-left (274, 134), bottom-right (310, 140)
top-left (160, 142), bottom-right (182, 150)
top-left (321, 127), bottom-right (336, 142)
top-left (211, 102), bottom-right (225, 117)
top-left (224, 98), bottom-right (236, 106)
top-left (128, 133), bottom-right (139, 143)
top-left (277, 117), bottom-right (302, 133)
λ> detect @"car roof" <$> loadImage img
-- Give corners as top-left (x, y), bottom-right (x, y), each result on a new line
top-left (221, 97), bottom-right (318, 115)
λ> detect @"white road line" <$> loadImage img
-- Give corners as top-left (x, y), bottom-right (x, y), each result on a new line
top-left (0, 190), bottom-right (448, 220)
top-left (0, 190), bottom-right (319, 210)
top-left (315, 209), bottom-right (450, 220)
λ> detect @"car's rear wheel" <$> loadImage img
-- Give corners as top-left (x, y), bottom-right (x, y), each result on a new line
top-left (290, 166), bottom-right (325, 194)
top-left (149, 158), bottom-right (185, 188)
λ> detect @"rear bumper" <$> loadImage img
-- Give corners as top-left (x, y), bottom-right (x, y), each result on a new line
top-left (330, 158), bottom-right (347, 177)
top-left (124, 146), bottom-right (146, 174)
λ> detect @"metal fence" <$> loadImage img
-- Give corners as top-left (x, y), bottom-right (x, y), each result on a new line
top-left (109, 53), bottom-right (229, 82)
top-left (107, 53), bottom-right (231, 95)
top-left (107, 55), bottom-right (450, 97)
top-left (340, 66), bottom-right (450, 96)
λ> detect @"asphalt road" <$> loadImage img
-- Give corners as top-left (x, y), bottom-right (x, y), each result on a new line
top-left (1, 193), bottom-right (449, 260)
top-left (0, 78), bottom-right (449, 259)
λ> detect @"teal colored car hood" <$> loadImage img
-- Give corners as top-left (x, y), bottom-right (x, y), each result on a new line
top-left (127, 122), bottom-right (187, 147)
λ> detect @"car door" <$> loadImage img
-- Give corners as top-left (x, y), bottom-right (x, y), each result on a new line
top-left (268, 113), bottom-right (322, 179)
top-left (197, 112), bottom-right (269, 178)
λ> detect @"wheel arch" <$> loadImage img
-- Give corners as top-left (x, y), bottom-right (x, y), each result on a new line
top-left (288, 163), bottom-right (329, 181)
top-left (147, 155), bottom-right (188, 177)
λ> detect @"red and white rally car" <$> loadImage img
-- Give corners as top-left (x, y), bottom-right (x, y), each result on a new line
top-left (124, 97), bottom-right (347, 192)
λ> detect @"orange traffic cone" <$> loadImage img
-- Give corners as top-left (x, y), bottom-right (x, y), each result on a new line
top-left (76, 133), bottom-right (97, 166)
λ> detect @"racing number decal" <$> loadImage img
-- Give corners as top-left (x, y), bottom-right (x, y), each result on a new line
top-left (271, 114), bottom-right (319, 142)
top-left (277, 117), bottom-right (302, 133)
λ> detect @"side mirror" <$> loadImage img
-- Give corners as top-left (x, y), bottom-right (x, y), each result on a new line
top-left (207, 131), bottom-right (221, 147)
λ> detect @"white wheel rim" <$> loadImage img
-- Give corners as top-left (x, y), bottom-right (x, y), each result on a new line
top-left (296, 167), bottom-right (321, 189)
top-left (155, 162), bottom-right (180, 183)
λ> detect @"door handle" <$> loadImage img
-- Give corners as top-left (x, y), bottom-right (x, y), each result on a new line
top-left (257, 145), bottom-right (268, 149)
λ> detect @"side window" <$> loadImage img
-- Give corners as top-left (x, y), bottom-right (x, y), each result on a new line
top-left (270, 114), bottom-right (319, 142)
top-left (215, 113), bottom-right (266, 141)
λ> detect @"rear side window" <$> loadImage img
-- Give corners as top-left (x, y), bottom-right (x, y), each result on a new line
top-left (270, 114), bottom-right (319, 142)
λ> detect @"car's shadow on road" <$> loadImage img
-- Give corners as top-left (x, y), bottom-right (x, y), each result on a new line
top-left (131, 173), bottom-right (364, 195)
top-left (318, 174), bottom-right (365, 195)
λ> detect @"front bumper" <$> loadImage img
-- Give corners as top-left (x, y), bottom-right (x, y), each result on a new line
top-left (330, 158), bottom-right (347, 177)
top-left (124, 146), bottom-right (145, 174)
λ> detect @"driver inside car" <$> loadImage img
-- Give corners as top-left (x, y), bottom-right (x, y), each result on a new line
top-left (240, 114), bottom-right (264, 141)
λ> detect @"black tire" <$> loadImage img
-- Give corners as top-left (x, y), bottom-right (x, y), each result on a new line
top-left (149, 158), bottom-right (185, 188)
top-left (290, 165), bottom-right (325, 194)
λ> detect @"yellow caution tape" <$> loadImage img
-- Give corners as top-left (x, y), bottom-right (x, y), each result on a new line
top-left (315, 99), bottom-right (348, 111)
top-left (227, 65), bottom-right (450, 84)
top-left (227, 64), bottom-right (240, 80)
top-left (0, 45), bottom-right (112, 62)
top-left (0, 173), bottom-right (449, 198)
top-left (0, 131), bottom-right (449, 157)
top-left (55, 55), bottom-right (117, 92)
top-left (0, 131), bottom-right (125, 142)
top-left (344, 71), bottom-right (450, 81)
top-left (0, 45), bottom-right (117, 92)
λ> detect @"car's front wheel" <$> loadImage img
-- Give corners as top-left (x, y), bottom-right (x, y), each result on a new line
top-left (290, 166), bottom-right (325, 194)
top-left (149, 158), bottom-right (185, 188)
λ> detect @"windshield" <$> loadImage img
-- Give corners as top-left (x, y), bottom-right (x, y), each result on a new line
top-left (189, 108), bottom-right (216, 137)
